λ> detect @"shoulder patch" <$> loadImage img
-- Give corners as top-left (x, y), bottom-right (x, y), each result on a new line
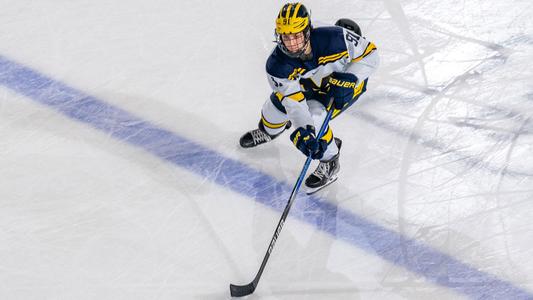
top-left (288, 67), bottom-right (306, 80)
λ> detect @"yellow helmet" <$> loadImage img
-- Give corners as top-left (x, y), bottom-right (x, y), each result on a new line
top-left (275, 3), bottom-right (311, 35)
top-left (275, 3), bottom-right (312, 58)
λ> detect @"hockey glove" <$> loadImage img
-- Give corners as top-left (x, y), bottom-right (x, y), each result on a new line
top-left (290, 125), bottom-right (328, 159)
top-left (327, 72), bottom-right (358, 110)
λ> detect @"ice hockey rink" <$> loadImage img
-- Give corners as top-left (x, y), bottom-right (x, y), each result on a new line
top-left (1, 0), bottom-right (532, 299)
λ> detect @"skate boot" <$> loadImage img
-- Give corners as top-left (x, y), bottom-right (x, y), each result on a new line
top-left (305, 137), bottom-right (342, 194)
top-left (239, 121), bottom-right (291, 148)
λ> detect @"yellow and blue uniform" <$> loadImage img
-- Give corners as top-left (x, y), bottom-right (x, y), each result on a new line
top-left (260, 24), bottom-right (379, 160)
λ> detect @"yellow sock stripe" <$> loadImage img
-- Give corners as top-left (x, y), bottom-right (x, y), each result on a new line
top-left (261, 114), bottom-right (288, 129)
top-left (285, 91), bottom-right (305, 102)
top-left (320, 126), bottom-right (333, 143)
top-left (351, 42), bottom-right (377, 63)
top-left (318, 51), bottom-right (348, 64)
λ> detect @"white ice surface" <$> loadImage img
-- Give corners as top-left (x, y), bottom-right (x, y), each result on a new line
top-left (0, 0), bottom-right (532, 299)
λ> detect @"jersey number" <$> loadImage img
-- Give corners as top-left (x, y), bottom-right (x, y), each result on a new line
top-left (345, 31), bottom-right (360, 47)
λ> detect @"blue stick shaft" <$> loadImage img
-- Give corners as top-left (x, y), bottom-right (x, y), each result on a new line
top-left (230, 99), bottom-right (335, 297)
top-left (291, 103), bottom-right (335, 199)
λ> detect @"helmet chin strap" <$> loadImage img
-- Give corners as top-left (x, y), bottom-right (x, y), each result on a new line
top-left (283, 43), bottom-right (307, 58)
top-left (299, 42), bottom-right (313, 60)
top-left (288, 41), bottom-right (312, 60)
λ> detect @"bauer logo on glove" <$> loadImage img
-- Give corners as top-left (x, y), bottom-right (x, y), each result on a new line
top-left (328, 77), bottom-right (356, 88)
top-left (327, 72), bottom-right (359, 110)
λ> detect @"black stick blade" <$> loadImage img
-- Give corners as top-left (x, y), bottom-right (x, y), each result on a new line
top-left (230, 282), bottom-right (256, 297)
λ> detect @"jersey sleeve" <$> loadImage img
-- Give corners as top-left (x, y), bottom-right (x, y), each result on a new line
top-left (341, 28), bottom-right (379, 82)
top-left (265, 55), bottom-right (315, 130)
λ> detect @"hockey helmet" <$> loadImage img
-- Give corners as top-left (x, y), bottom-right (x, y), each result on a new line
top-left (335, 18), bottom-right (362, 36)
top-left (275, 3), bottom-right (312, 58)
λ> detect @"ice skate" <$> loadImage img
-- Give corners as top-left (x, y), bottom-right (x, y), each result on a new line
top-left (239, 121), bottom-right (291, 148)
top-left (305, 137), bottom-right (342, 195)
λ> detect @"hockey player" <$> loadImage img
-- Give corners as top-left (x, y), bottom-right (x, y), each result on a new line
top-left (239, 2), bottom-right (379, 193)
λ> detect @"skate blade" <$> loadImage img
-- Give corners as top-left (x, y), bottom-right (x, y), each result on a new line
top-left (305, 176), bottom-right (338, 195)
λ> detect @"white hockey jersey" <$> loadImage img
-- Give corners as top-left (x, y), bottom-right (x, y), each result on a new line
top-left (266, 25), bottom-right (379, 129)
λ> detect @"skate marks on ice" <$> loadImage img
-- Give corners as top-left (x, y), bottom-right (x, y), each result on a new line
top-left (349, 29), bottom-right (533, 178)
top-left (347, 46), bottom-right (533, 208)
top-left (1, 55), bottom-right (532, 299)
top-left (381, 0), bottom-right (429, 86)
top-left (340, 3), bottom-right (533, 293)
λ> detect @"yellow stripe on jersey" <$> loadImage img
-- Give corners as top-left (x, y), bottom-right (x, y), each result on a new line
top-left (318, 51), bottom-right (346, 62)
top-left (320, 126), bottom-right (334, 143)
top-left (353, 80), bottom-right (365, 98)
top-left (288, 67), bottom-right (306, 80)
top-left (322, 53), bottom-right (349, 65)
top-left (261, 114), bottom-right (288, 129)
top-left (319, 53), bottom-right (349, 65)
top-left (285, 91), bottom-right (305, 102)
top-left (318, 51), bottom-right (348, 65)
top-left (351, 42), bottom-right (377, 63)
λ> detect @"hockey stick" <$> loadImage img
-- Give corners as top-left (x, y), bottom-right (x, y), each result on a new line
top-left (230, 99), bottom-right (335, 297)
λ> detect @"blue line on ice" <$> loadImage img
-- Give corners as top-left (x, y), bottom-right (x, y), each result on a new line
top-left (1, 55), bottom-right (531, 299)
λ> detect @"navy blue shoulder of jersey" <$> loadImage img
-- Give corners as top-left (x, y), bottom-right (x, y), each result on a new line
top-left (265, 26), bottom-right (347, 79)
top-left (265, 47), bottom-right (301, 79)
top-left (310, 26), bottom-right (347, 58)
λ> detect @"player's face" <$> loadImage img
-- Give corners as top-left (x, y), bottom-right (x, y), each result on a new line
top-left (281, 32), bottom-right (306, 54)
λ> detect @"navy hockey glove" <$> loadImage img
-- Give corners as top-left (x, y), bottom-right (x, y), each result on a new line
top-left (327, 72), bottom-right (358, 110)
top-left (290, 125), bottom-right (328, 159)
